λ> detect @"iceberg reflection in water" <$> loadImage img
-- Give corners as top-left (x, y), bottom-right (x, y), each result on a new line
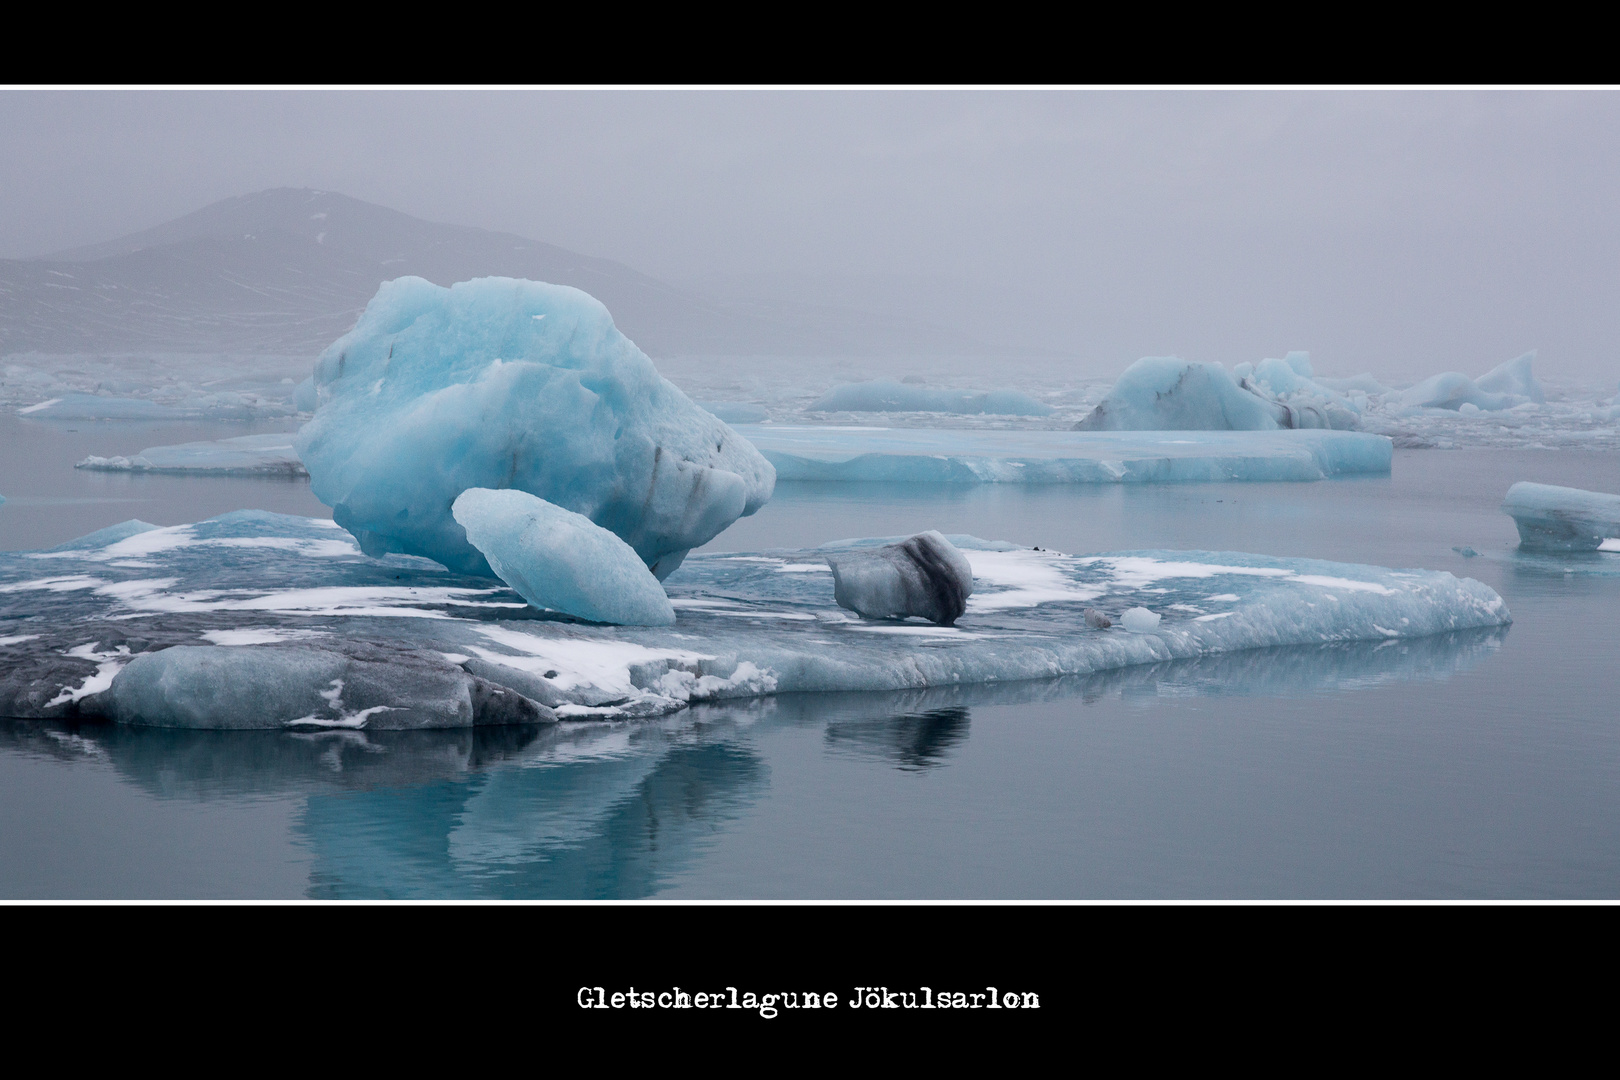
top-left (0, 628), bottom-right (1503, 899)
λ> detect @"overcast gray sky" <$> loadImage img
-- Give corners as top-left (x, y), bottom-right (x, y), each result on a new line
top-left (3, 88), bottom-right (1618, 381)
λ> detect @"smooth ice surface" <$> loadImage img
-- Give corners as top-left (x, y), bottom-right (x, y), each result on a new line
top-left (738, 425), bottom-right (1392, 483)
top-left (825, 531), bottom-right (973, 625)
top-left (0, 510), bottom-right (1509, 729)
top-left (1502, 481), bottom-right (1620, 551)
top-left (295, 276), bottom-right (775, 578)
top-left (452, 488), bottom-right (675, 626)
top-left (807, 379), bottom-right (1052, 416)
top-left (76, 433), bottom-right (306, 477)
top-left (1398, 353), bottom-right (1547, 412)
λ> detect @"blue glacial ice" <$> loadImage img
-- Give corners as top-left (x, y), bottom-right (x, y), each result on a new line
top-left (1502, 482), bottom-right (1620, 552)
top-left (295, 276), bottom-right (775, 579)
top-left (738, 425), bottom-right (1392, 483)
top-left (1076, 355), bottom-right (1362, 432)
top-left (807, 379), bottom-right (1053, 416)
top-left (452, 488), bottom-right (675, 626)
top-left (76, 433), bottom-right (307, 477)
top-left (0, 510), bottom-right (1510, 728)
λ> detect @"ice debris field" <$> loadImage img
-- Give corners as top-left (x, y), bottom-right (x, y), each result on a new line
top-left (0, 509), bottom-right (1511, 729)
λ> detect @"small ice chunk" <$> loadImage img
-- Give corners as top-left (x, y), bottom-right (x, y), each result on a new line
top-left (1502, 482), bottom-right (1620, 551)
top-left (453, 488), bottom-right (676, 626)
top-left (1120, 607), bottom-right (1161, 633)
top-left (825, 530), bottom-right (974, 626)
top-left (1084, 608), bottom-right (1112, 628)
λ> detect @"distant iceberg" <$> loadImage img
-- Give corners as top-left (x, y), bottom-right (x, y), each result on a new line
top-left (807, 379), bottom-right (1052, 416)
top-left (0, 511), bottom-right (1510, 729)
top-left (739, 425), bottom-right (1392, 483)
top-left (295, 276), bottom-right (775, 580)
top-left (1076, 355), bottom-right (1360, 432)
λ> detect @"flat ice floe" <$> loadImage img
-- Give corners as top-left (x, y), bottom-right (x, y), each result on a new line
top-left (0, 511), bottom-right (1510, 728)
top-left (76, 433), bottom-right (307, 476)
top-left (739, 426), bottom-right (1392, 482)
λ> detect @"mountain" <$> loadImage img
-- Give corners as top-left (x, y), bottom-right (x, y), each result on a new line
top-left (0, 189), bottom-right (984, 359)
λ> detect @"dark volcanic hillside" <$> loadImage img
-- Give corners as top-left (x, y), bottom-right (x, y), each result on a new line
top-left (0, 189), bottom-right (981, 359)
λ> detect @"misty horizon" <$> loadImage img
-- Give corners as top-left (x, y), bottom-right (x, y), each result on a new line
top-left (3, 88), bottom-right (1617, 383)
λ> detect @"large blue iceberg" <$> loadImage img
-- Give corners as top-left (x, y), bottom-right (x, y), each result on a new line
top-left (295, 276), bottom-right (775, 580)
top-left (0, 511), bottom-right (1510, 728)
top-left (739, 426), bottom-right (1392, 483)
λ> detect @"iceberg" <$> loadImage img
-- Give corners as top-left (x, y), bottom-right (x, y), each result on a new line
top-left (0, 510), bottom-right (1510, 729)
top-left (1398, 353), bottom-right (1545, 412)
top-left (295, 276), bottom-right (775, 580)
top-left (807, 379), bottom-right (1052, 416)
top-left (76, 433), bottom-right (307, 477)
top-left (1501, 482), bottom-right (1620, 551)
top-left (825, 531), bottom-right (973, 625)
top-left (1076, 358), bottom-right (1281, 431)
top-left (1075, 355), bottom-right (1360, 432)
top-left (738, 425), bottom-right (1392, 483)
top-left (1475, 352), bottom-right (1546, 404)
top-left (452, 488), bottom-right (676, 626)
top-left (1234, 354), bottom-right (1364, 430)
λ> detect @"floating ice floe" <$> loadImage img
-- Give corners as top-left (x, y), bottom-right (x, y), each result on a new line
top-left (0, 511), bottom-right (1510, 729)
top-left (76, 433), bottom-right (307, 476)
top-left (739, 425), bottom-right (1391, 482)
top-left (1502, 482), bottom-right (1620, 552)
top-left (295, 277), bottom-right (775, 579)
top-left (807, 379), bottom-right (1052, 417)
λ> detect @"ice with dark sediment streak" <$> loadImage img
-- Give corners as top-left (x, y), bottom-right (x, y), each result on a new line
top-left (740, 425), bottom-right (1391, 483)
top-left (295, 276), bottom-right (774, 580)
top-left (0, 511), bottom-right (1512, 729)
top-left (825, 531), bottom-right (973, 625)
top-left (1501, 482), bottom-right (1620, 552)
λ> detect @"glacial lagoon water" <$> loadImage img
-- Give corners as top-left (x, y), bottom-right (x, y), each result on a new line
top-left (3, 412), bottom-right (1619, 898)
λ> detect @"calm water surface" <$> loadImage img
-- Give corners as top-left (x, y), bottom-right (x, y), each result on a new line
top-left (3, 413), bottom-right (1618, 898)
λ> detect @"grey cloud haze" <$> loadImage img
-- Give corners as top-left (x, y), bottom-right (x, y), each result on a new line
top-left (3, 88), bottom-right (1618, 381)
